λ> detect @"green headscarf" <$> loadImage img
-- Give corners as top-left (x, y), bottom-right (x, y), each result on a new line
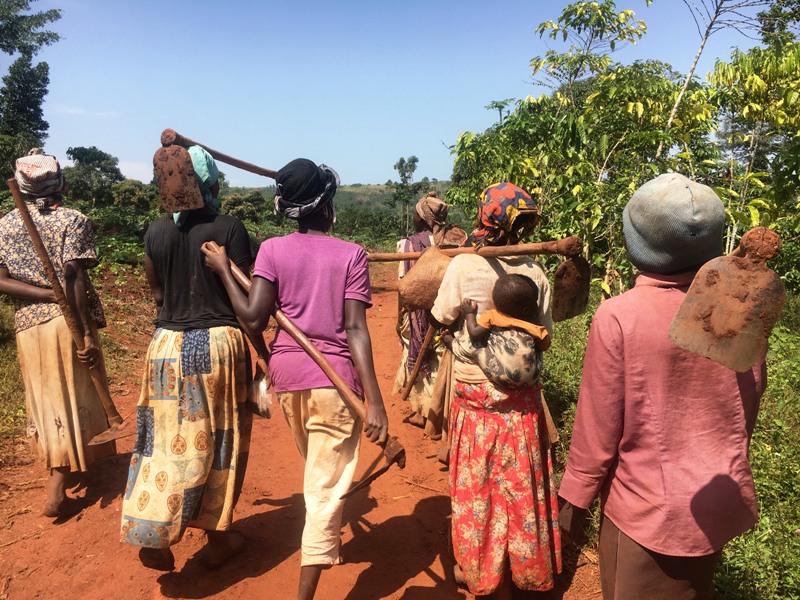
top-left (173, 145), bottom-right (221, 226)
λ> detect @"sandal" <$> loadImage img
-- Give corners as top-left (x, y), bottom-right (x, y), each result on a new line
top-left (139, 547), bottom-right (176, 571)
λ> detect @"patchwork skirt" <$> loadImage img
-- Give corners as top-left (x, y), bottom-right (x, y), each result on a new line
top-left (120, 326), bottom-right (252, 548)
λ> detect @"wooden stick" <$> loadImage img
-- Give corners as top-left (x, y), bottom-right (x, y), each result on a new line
top-left (7, 179), bottom-right (123, 427)
top-left (367, 236), bottom-right (584, 262)
top-left (161, 129), bottom-right (278, 179)
top-left (400, 325), bottom-right (435, 401)
top-left (399, 476), bottom-right (446, 495)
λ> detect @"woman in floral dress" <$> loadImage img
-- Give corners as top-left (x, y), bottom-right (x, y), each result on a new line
top-left (430, 182), bottom-right (561, 598)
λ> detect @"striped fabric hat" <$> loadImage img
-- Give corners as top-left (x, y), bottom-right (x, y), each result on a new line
top-left (15, 148), bottom-right (66, 197)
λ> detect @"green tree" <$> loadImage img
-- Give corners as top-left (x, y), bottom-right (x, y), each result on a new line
top-left (758, 0), bottom-right (800, 46)
top-left (655, 0), bottom-right (775, 158)
top-left (531, 0), bottom-right (649, 100)
top-left (0, 55), bottom-right (48, 182)
top-left (111, 178), bottom-right (159, 212)
top-left (451, 3), bottom-right (717, 295)
top-left (387, 155), bottom-right (431, 236)
top-left (220, 189), bottom-right (267, 223)
top-left (0, 1), bottom-right (60, 184)
top-left (709, 42), bottom-right (800, 251)
top-left (0, 54), bottom-right (48, 139)
top-left (0, 0), bottom-right (61, 57)
top-left (63, 146), bottom-right (125, 207)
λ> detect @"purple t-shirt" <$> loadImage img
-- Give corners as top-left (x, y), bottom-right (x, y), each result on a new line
top-left (253, 232), bottom-right (372, 394)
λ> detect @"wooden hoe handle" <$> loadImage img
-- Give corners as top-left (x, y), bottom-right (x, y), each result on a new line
top-left (161, 129), bottom-right (279, 180)
top-left (367, 235), bottom-right (584, 262)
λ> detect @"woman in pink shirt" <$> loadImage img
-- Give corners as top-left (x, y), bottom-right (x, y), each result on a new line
top-left (206, 159), bottom-right (388, 600)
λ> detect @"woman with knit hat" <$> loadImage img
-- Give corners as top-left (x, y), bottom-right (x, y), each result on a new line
top-left (558, 173), bottom-right (768, 599)
top-left (205, 158), bottom-right (389, 600)
top-left (430, 182), bottom-right (561, 598)
top-left (392, 191), bottom-right (465, 435)
top-left (0, 149), bottom-right (114, 519)
top-left (120, 145), bottom-right (253, 571)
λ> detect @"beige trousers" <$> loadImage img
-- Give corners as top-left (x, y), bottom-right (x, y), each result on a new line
top-left (278, 387), bottom-right (362, 566)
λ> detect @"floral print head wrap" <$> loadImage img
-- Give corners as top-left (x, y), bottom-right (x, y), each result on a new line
top-left (466, 182), bottom-right (540, 248)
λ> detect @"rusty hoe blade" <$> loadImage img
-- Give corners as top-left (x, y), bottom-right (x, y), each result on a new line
top-left (669, 227), bottom-right (786, 372)
top-left (153, 146), bottom-right (204, 213)
top-left (340, 437), bottom-right (407, 499)
top-left (88, 420), bottom-right (135, 445)
top-left (552, 255), bottom-right (591, 322)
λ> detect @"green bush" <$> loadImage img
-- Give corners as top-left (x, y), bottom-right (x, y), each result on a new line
top-left (0, 301), bottom-right (24, 461)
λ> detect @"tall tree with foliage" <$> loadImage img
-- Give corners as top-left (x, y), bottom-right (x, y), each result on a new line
top-left (0, 0), bottom-right (60, 183)
top-left (530, 0), bottom-right (649, 100)
top-left (451, 1), bottom-right (717, 294)
top-left (655, 0), bottom-right (773, 158)
top-left (387, 155), bottom-right (431, 236)
top-left (0, 54), bottom-right (48, 139)
top-left (758, 0), bottom-right (800, 46)
top-left (0, 0), bottom-right (61, 57)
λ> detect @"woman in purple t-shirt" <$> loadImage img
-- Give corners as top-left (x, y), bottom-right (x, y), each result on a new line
top-left (206, 158), bottom-right (388, 600)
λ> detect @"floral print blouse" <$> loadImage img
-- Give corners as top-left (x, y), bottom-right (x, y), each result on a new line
top-left (0, 204), bottom-right (105, 332)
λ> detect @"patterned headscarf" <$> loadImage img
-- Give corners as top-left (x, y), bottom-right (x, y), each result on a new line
top-left (274, 158), bottom-right (339, 220)
top-left (415, 192), bottom-right (449, 246)
top-left (15, 148), bottom-right (67, 210)
top-left (466, 182), bottom-right (540, 248)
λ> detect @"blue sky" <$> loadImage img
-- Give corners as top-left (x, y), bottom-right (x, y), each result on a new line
top-left (13, 0), bottom-right (761, 186)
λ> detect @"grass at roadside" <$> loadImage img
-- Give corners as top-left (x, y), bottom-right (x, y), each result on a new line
top-left (0, 302), bottom-right (24, 466)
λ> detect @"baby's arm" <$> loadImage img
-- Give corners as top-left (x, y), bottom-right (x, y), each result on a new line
top-left (460, 298), bottom-right (490, 341)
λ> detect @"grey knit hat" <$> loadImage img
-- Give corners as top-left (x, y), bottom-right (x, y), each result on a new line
top-left (623, 173), bottom-right (725, 274)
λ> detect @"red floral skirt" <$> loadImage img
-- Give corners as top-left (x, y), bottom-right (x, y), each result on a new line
top-left (449, 380), bottom-right (561, 595)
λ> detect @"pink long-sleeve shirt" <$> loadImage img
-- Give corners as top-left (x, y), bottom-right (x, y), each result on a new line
top-left (558, 272), bottom-right (766, 556)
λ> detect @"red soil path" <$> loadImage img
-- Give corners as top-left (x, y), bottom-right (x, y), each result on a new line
top-left (0, 262), bottom-right (599, 600)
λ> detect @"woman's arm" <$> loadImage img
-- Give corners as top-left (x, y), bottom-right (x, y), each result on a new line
top-left (63, 260), bottom-right (100, 366)
top-left (345, 298), bottom-right (388, 445)
top-left (204, 245), bottom-right (276, 333)
top-left (0, 266), bottom-right (55, 303)
top-left (143, 254), bottom-right (164, 307)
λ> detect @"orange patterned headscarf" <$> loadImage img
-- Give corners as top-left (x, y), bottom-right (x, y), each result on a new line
top-left (466, 182), bottom-right (540, 248)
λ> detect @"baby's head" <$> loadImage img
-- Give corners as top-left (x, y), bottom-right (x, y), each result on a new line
top-left (492, 274), bottom-right (539, 322)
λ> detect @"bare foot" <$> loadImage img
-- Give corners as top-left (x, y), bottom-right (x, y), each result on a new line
top-left (202, 530), bottom-right (245, 569)
top-left (403, 412), bottom-right (426, 428)
top-left (139, 547), bottom-right (175, 571)
top-left (43, 497), bottom-right (84, 519)
top-left (453, 563), bottom-right (467, 587)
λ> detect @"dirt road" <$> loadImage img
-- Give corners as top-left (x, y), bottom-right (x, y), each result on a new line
top-left (0, 262), bottom-right (598, 599)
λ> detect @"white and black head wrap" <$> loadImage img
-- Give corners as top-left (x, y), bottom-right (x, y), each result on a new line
top-left (274, 158), bottom-right (339, 220)
top-left (15, 148), bottom-right (67, 210)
